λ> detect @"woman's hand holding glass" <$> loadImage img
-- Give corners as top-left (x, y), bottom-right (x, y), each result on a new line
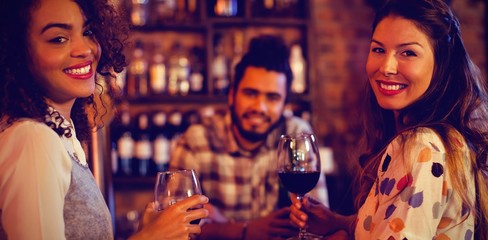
top-left (289, 194), bottom-right (336, 236)
top-left (137, 169), bottom-right (209, 240)
top-left (132, 195), bottom-right (209, 240)
top-left (289, 194), bottom-right (355, 239)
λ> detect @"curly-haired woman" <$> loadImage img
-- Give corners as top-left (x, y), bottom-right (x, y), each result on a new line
top-left (0, 0), bottom-right (208, 239)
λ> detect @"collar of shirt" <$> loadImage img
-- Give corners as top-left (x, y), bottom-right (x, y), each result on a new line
top-left (46, 106), bottom-right (74, 131)
top-left (45, 106), bottom-right (87, 166)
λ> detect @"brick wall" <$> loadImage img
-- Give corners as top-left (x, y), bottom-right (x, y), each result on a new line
top-left (310, 0), bottom-right (487, 174)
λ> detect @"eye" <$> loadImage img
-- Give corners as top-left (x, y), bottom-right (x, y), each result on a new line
top-left (49, 36), bottom-right (68, 43)
top-left (241, 89), bottom-right (258, 97)
top-left (267, 94), bottom-right (282, 102)
top-left (371, 47), bottom-right (384, 53)
top-left (401, 50), bottom-right (417, 57)
top-left (84, 29), bottom-right (94, 37)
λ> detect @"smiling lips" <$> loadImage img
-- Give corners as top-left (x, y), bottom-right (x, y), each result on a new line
top-left (377, 80), bottom-right (407, 96)
top-left (64, 63), bottom-right (93, 80)
top-left (243, 112), bottom-right (270, 125)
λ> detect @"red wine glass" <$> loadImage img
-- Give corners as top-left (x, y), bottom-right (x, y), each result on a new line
top-left (277, 133), bottom-right (321, 240)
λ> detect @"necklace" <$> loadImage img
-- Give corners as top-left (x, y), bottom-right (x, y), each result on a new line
top-left (67, 151), bottom-right (89, 169)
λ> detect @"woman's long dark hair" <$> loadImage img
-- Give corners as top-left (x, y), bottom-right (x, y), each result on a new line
top-left (358, 0), bottom-right (488, 237)
top-left (0, 0), bottom-right (128, 142)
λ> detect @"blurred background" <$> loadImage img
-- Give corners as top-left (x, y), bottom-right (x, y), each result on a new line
top-left (87, 0), bottom-right (487, 238)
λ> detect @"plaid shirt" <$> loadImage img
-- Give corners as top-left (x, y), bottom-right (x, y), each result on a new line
top-left (170, 112), bottom-right (329, 221)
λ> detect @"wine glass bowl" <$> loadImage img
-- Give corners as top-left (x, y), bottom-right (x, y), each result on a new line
top-left (154, 169), bottom-right (203, 224)
top-left (277, 133), bottom-right (321, 240)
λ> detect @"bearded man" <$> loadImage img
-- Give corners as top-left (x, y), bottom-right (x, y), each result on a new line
top-left (170, 35), bottom-right (328, 240)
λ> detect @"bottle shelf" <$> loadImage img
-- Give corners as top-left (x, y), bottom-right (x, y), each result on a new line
top-left (208, 17), bottom-right (308, 27)
top-left (139, 17), bottom-right (308, 29)
top-left (121, 94), bottom-right (228, 104)
top-left (116, 93), bottom-right (310, 105)
top-left (131, 24), bottom-right (207, 33)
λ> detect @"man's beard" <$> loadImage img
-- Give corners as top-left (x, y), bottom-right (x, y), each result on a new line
top-left (230, 106), bottom-right (282, 143)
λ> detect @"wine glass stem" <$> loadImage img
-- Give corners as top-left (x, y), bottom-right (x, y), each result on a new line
top-left (297, 194), bottom-right (307, 239)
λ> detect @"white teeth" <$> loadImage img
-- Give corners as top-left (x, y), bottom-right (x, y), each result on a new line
top-left (380, 82), bottom-right (405, 91)
top-left (65, 65), bottom-right (91, 75)
top-left (248, 117), bottom-right (264, 123)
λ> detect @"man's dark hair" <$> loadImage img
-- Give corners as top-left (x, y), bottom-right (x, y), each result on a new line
top-left (232, 35), bottom-right (293, 101)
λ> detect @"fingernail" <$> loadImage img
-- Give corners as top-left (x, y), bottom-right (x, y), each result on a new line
top-left (200, 195), bottom-right (209, 202)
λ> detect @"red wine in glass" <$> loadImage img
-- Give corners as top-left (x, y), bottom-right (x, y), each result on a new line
top-left (278, 171), bottom-right (320, 195)
top-left (277, 133), bottom-right (322, 240)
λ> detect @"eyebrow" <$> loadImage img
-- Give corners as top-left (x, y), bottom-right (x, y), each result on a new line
top-left (40, 20), bottom-right (91, 34)
top-left (241, 87), bottom-right (284, 97)
top-left (371, 39), bottom-right (424, 49)
top-left (41, 23), bottom-right (71, 33)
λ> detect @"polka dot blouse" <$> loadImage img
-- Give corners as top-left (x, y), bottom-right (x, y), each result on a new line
top-left (355, 127), bottom-right (475, 240)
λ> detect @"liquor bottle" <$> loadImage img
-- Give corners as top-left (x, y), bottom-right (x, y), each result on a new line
top-left (134, 113), bottom-right (153, 176)
top-left (289, 44), bottom-right (307, 94)
top-left (130, 0), bottom-right (149, 26)
top-left (149, 42), bottom-right (167, 95)
top-left (151, 0), bottom-right (176, 25)
top-left (167, 111), bottom-right (184, 151)
top-left (186, 0), bottom-right (198, 22)
top-left (175, 0), bottom-right (186, 22)
top-left (177, 51), bottom-right (191, 96)
top-left (188, 47), bottom-right (205, 94)
top-left (127, 40), bottom-right (149, 97)
top-left (151, 111), bottom-right (171, 172)
top-left (230, 30), bottom-right (244, 81)
top-left (167, 43), bottom-right (179, 96)
top-left (115, 110), bottom-right (135, 176)
top-left (251, 0), bottom-right (272, 17)
top-left (275, 0), bottom-right (301, 17)
top-left (264, 0), bottom-right (275, 11)
top-left (212, 34), bottom-right (230, 95)
top-left (187, 0), bottom-right (197, 13)
top-left (167, 42), bottom-right (190, 96)
top-left (214, 0), bottom-right (238, 17)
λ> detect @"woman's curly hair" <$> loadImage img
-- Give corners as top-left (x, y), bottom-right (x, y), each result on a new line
top-left (0, 0), bottom-right (128, 142)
